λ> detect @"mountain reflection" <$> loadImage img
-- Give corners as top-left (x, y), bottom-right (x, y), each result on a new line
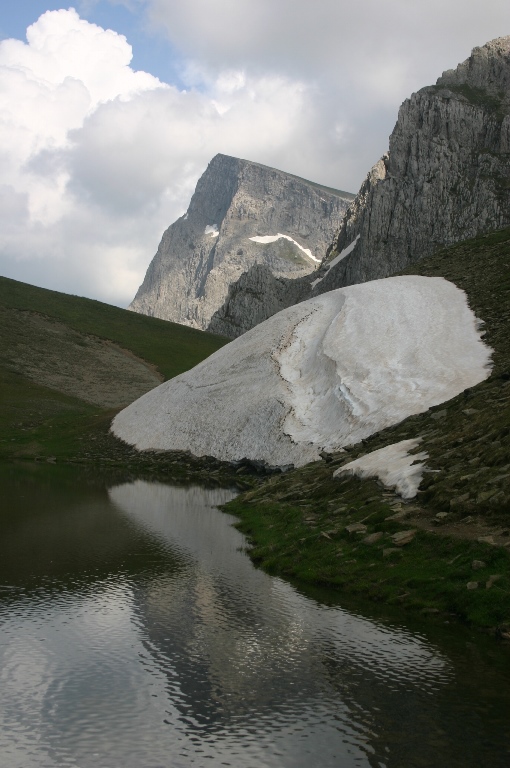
top-left (109, 480), bottom-right (453, 766)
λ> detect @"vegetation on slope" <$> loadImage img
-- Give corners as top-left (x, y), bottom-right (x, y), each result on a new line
top-left (0, 276), bottom-right (229, 464)
top-left (226, 227), bottom-right (510, 634)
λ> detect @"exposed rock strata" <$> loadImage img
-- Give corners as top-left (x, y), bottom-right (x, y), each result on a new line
top-left (318, 36), bottom-right (510, 294)
top-left (129, 154), bottom-right (352, 335)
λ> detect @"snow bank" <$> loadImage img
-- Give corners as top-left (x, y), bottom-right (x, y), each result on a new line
top-left (204, 224), bottom-right (219, 237)
top-left (249, 233), bottom-right (319, 262)
top-left (311, 235), bottom-right (360, 289)
top-left (112, 276), bottom-right (492, 467)
top-left (334, 439), bottom-right (428, 499)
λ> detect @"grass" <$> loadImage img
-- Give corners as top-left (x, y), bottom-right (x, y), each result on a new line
top-left (224, 227), bottom-right (510, 634)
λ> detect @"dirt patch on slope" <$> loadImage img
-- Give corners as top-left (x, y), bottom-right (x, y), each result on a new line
top-left (0, 307), bottom-right (163, 408)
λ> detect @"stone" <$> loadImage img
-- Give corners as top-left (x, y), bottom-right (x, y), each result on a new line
top-left (345, 523), bottom-right (368, 534)
top-left (383, 547), bottom-right (401, 556)
top-left (430, 410), bottom-right (448, 421)
top-left (391, 530), bottom-right (416, 546)
top-left (463, 408), bottom-right (479, 416)
top-left (450, 493), bottom-right (470, 508)
top-left (362, 532), bottom-right (384, 545)
top-left (466, 582), bottom-right (479, 590)
top-left (472, 560), bottom-right (487, 570)
top-left (477, 536), bottom-right (496, 545)
top-left (486, 575), bottom-right (502, 589)
top-left (385, 510), bottom-right (410, 521)
top-left (477, 490), bottom-right (497, 503)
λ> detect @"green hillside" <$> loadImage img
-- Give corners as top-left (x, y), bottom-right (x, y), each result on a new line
top-left (0, 276), bottom-right (229, 462)
top-left (0, 277), bottom-right (227, 381)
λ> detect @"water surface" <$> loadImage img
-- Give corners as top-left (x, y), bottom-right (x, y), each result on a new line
top-left (0, 465), bottom-right (509, 768)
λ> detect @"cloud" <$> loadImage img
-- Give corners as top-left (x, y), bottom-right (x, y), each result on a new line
top-left (0, 8), bottom-right (329, 305)
top-left (1, 3), bottom-right (509, 306)
top-left (147, 0), bottom-right (510, 88)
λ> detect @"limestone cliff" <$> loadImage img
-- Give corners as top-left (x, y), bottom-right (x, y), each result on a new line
top-left (317, 36), bottom-right (510, 294)
top-left (129, 154), bottom-right (352, 334)
top-left (209, 37), bottom-right (510, 332)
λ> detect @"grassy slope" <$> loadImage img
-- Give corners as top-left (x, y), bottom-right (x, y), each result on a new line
top-left (0, 276), bottom-right (229, 462)
top-left (226, 228), bottom-right (510, 634)
top-left (0, 276), bottom-right (227, 380)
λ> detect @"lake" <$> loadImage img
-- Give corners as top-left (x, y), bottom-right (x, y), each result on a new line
top-left (0, 463), bottom-right (509, 768)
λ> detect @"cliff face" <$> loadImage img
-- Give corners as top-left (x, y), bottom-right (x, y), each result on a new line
top-left (316, 36), bottom-right (510, 294)
top-left (129, 154), bottom-right (352, 334)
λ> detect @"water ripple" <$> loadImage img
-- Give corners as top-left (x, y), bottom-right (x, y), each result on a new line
top-left (0, 474), bottom-right (508, 768)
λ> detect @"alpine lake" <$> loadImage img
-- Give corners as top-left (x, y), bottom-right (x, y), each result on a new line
top-left (1, 462), bottom-right (509, 768)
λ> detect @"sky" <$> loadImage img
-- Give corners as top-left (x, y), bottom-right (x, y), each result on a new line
top-left (0, 2), bottom-right (509, 307)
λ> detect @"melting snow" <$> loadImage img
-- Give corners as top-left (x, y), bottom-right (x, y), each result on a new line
top-left (311, 235), bottom-right (360, 288)
top-left (334, 439), bottom-right (428, 499)
top-left (112, 276), bottom-right (492, 468)
top-left (249, 233), bottom-right (319, 263)
top-left (204, 224), bottom-right (219, 237)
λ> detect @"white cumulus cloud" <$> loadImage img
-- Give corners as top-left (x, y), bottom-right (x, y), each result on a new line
top-left (0, 8), bottom-right (338, 305)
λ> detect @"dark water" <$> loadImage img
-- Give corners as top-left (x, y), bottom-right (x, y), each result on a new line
top-left (0, 465), bottom-right (509, 768)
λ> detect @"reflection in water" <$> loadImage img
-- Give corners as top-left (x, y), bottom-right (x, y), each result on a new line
top-left (0, 471), bottom-right (509, 768)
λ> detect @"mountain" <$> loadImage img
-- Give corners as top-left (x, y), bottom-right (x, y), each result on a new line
top-left (311, 36), bottom-right (510, 294)
top-left (129, 154), bottom-right (353, 335)
top-left (208, 37), bottom-right (510, 333)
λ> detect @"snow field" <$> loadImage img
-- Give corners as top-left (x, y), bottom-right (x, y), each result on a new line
top-left (111, 276), bottom-right (492, 468)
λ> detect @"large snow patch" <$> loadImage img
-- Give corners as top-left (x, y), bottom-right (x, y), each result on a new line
top-left (112, 276), bottom-right (492, 467)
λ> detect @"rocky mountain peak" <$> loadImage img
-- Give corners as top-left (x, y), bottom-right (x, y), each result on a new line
top-left (311, 35), bottom-right (510, 296)
top-left (129, 153), bottom-right (353, 334)
top-left (437, 35), bottom-right (510, 96)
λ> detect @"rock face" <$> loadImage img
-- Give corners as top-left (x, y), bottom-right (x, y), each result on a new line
top-left (208, 37), bottom-right (510, 331)
top-left (112, 276), bottom-right (492, 468)
top-left (317, 36), bottom-right (510, 294)
top-left (129, 154), bottom-right (352, 335)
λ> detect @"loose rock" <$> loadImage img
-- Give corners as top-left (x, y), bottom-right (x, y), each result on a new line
top-left (345, 523), bottom-right (368, 534)
top-left (391, 530), bottom-right (416, 546)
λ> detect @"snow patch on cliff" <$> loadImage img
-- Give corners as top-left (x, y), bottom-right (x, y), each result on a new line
top-left (112, 276), bottom-right (492, 467)
top-left (249, 233), bottom-right (319, 262)
top-left (311, 235), bottom-right (360, 288)
top-left (205, 224), bottom-right (219, 237)
top-left (334, 439), bottom-right (428, 499)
